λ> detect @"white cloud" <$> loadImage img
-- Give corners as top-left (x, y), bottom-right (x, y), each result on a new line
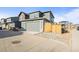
top-left (55, 8), bottom-right (79, 24)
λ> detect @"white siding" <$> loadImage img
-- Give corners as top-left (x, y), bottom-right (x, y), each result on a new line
top-left (19, 13), bottom-right (25, 21)
top-left (2, 24), bottom-right (5, 28)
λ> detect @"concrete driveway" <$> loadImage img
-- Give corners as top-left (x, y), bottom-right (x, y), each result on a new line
top-left (0, 32), bottom-right (71, 52)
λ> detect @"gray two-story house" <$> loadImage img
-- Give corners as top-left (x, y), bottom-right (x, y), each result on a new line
top-left (19, 11), bottom-right (54, 32)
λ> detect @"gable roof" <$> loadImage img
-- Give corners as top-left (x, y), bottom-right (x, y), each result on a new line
top-left (18, 12), bottom-right (29, 19)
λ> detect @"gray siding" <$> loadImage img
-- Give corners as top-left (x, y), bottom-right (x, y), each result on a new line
top-left (43, 12), bottom-right (54, 22)
top-left (7, 17), bottom-right (19, 22)
top-left (29, 12), bottom-right (40, 19)
top-left (43, 12), bottom-right (50, 21)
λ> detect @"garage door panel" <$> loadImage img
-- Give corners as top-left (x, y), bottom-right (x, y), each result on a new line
top-left (27, 21), bottom-right (40, 32)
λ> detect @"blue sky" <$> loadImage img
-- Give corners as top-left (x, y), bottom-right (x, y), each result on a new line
top-left (0, 7), bottom-right (79, 24)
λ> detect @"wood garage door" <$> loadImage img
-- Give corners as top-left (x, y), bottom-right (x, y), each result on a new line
top-left (26, 20), bottom-right (40, 32)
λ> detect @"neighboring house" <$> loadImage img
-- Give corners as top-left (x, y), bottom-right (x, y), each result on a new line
top-left (59, 21), bottom-right (72, 33)
top-left (59, 21), bottom-right (69, 29)
top-left (75, 24), bottom-right (79, 30)
top-left (19, 11), bottom-right (54, 32)
top-left (1, 18), bottom-right (7, 29)
top-left (6, 17), bottom-right (21, 29)
top-left (1, 17), bottom-right (20, 30)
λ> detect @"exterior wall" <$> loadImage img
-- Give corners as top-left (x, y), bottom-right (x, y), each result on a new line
top-left (52, 24), bottom-right (62, 34)
top-left (43, 12), bottom-right (54, 22)
top-left (2, 23), bottom-right (9, 29)
top-left (1, 23), bottom-right (15, 30)
top-left (5, 24), bottom-right (9, 29)
top-left (29, 12), bottom-right (40, 19)
top-left (1, 24), bottom-right (5, 29)
top-left (19, 13), bottom-right (26, 21)
top-left (9, 23), bottom-right (15, 27)
top-left (43, 12), bottom-right (50, 21)
top-left (15, 21), bottom-right (21, 28)
top-left (44, 22), bottom-right (52, 32)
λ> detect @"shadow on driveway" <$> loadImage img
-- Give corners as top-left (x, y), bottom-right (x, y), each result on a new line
top-left (0, 30), bottom-right (23, 38)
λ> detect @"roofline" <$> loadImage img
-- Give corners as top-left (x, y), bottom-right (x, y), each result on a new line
top-left (29, 11), bottom-right (42, 14)
top-left (18, 12), bottom-right (29, 16)
top-left (6, 16), bottom-right (18, 19)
